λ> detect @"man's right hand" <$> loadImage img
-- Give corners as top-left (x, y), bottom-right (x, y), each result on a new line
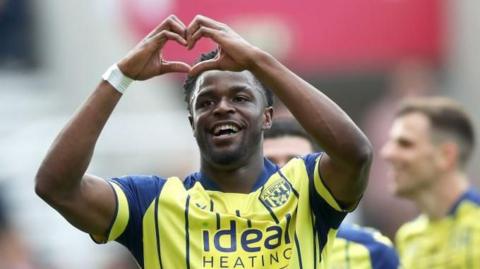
top-left (118, 15), bottom-right (191, 80)
top-left (35, 15), bottom-right (193, 240)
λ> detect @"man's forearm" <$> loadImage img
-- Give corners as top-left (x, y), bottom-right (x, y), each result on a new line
top-left (249, 50), bottom-right (371, 164)
top-left (35, 81), bottom-right (122, 199)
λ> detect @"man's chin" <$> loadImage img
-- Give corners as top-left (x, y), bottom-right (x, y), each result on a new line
top-left (206, 147), bottom-right (246, 166)
top-left (393, 186), bottom-right (415, 198)
top-left (212, 153), bottom-right (240, 165)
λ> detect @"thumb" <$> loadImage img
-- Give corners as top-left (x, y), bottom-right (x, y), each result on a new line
top-left (161, 61), bottom-right (192, 74)
top-left (189, 59), bottom-right (219, 77)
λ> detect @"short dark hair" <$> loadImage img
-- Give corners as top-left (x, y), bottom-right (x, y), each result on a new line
top-left (396, 97), bottom-right (475, 167)
top-left (264, 119), bottom-right (319, 151)
top-left (183, 50), bottom-right (274, 111)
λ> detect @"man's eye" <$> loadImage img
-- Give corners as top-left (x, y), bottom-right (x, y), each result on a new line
top-left (199, 100), bottom-right (214, 108)
top-left (233, 96), bottom-right (248, 103)
top-left (398, 139), bottom-right (413, 148)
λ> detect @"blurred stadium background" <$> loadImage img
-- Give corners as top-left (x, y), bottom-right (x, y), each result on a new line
top-left (0, 0), bottom-right (479, 268)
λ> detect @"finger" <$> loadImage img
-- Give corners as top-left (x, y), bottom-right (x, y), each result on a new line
top-left (147, 15), bottom-right (186, 39)
top-left (187, 15), bottom-right (225, 48)
top-left (148, 30), bottom-right (187, 49)
top-left (188, 26), bottom-right (223, 50)
top-left (189, 58), bottom-right (220, 77)
top-left (170, 15), bottom-right (187, 31)
top-left (188, 15), bottom-right (224, 33)
top-left (165, 15), bottom-right (187, 38)
top-left (161, 61), bottom-right (192, 74)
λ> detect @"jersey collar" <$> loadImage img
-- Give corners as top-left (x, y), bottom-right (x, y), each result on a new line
top-left (195, 158), bottom-right (279, 192)
top-left (448, 187), bottom-right (480, 216)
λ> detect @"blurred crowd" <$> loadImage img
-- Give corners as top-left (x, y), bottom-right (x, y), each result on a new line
top-left (0, 185), bottom-right (45, 269)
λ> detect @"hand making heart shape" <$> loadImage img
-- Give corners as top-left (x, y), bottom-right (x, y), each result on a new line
top-left (117, 15), bottom-right (259, 81)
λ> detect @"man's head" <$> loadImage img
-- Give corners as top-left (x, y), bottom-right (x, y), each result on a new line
top-left (184, 50), bottom-right (274, 112)
top-left (263, 120), bottom-right (315, 166)
top-left (185, 51), bottom-right (274, 166)
top-left (381, 97), bottom-right (475, 198)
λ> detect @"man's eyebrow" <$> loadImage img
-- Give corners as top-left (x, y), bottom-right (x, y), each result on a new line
top-left (229, 85), bottom-right (254, 94)
top-left (195, 84), bottom-right (253, 97)
top-left (190, 87), bottom-right (213, 107)
top-left (191, 83), bottom-right (261, 106)
top-left (231, 84), bottom-right (268, 102)
top-left (195, 88), bottom-right (215, 98)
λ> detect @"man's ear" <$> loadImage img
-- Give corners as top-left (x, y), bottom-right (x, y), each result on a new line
top-left (262, 106), bottom-right (274, 130)
top-left (438, 142), bottom-right (459, 171)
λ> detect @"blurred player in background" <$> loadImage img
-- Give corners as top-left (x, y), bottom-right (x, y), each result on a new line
top-left (381, 97), bottom-right (479, 268)
top-left (361, 59), bottom-right (436, 238)
top-left (264, 120), bottom-right (399, 269)
top-left (35, 15), bottom-right (372, 268)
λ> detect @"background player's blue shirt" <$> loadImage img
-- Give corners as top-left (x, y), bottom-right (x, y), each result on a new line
top-left (329, 223), bottom-right (399, 269)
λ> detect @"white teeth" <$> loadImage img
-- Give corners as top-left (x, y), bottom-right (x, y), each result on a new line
top-left (214, 124), bottom-right (239, 135)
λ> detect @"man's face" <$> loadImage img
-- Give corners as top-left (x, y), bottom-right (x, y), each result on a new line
top-left (189, 70), bottom-right (272, 166)
top-left (263, 136), bottom-right (313, 167)
top-left (381, 112), bottom-right (443, 198)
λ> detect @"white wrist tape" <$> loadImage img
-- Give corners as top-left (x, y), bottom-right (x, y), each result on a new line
top-left (102, 64), bottom-right (133, 94)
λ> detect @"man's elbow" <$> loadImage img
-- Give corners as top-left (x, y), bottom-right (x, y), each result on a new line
top-left (35, 173), bottom-right (51, 201)
top-left (34, 169), bottom-right (60, 204)
top-left (353, 140), bottom-right (373, 191)
top-left (352, 139), bottom-right (373, 170)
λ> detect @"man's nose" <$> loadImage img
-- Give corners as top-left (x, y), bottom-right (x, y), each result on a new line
top-left (213, 99), bottom-right (235, 115)
top-left (380, 142), bottom-right (395, 161)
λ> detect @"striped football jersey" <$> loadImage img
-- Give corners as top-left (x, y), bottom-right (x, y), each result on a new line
top-left (396, 188), bottom-right (480, 268)
top-left (99, 153), bottom-right (349, 269)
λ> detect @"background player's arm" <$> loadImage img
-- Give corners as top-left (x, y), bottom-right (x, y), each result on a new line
top-left (188, 15), bottom-right (372, 208)
top-left (35, 15), bottom-right (190, 238)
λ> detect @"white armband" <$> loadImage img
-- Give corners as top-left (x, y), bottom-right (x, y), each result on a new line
top-left (102, 64), bottom-right (133, 94)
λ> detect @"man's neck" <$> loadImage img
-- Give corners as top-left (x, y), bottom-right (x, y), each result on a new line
top-left (414, 171), bottom-right (469, 220)
top-left (200, 153), bottom-right (265, 193)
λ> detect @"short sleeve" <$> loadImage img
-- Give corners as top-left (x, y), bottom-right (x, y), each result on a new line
top-left (102, 175), bottom-right (166, 263)
top-left (302, 153), bottom-right (347, 228)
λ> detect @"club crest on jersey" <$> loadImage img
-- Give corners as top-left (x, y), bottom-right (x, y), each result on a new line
top-left (260, 180), bottom-right (291, 208)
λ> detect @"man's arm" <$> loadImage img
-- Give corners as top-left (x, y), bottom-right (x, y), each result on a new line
top-left (35, 15), bottom-right (191, 238)
top-left (188, 15), bottom-right (372, 208)
top-left (250, 55), bottom-right (372, 208)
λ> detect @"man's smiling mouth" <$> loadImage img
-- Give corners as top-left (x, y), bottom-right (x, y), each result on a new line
top-left (210, 122), bottom-right (242, 138)
top-left (214, 124), bottom-right (239, 136)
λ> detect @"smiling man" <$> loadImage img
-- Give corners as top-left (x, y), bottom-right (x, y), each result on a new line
top-left (35, 15), bottom-right (372, 269)
top-left (381, 97), bottom-right (479, 268)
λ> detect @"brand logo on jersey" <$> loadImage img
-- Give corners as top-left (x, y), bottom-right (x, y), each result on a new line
top-left (202, 220), bottom-right (291, 252)
top-left (202, 220), bottom-right (292, 268)
top-left (260, 179), bottom-right (291, 208)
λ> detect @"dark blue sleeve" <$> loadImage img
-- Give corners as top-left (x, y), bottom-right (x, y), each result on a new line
top-left (302, 153), bottom-right (347, 229)
top-left (338, 224), bottom-right (400, 269)
top-left (110, 175), bottom-right (166, 265)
